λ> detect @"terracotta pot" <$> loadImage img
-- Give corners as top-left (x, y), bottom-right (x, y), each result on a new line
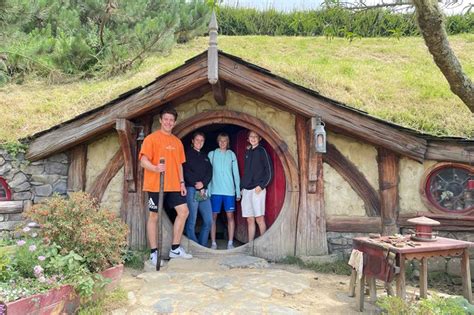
top-left (4, 264), bottom-right (124, 315)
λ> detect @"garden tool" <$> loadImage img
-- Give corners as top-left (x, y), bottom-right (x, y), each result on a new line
top-left (156, 158), bottom-right (165, 271)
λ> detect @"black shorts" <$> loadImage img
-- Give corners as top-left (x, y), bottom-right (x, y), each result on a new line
top-left (148, 192), bottom-right (186, 212)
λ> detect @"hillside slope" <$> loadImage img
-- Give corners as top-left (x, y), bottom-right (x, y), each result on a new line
top-left (1, 35), bottom-right (473, 142)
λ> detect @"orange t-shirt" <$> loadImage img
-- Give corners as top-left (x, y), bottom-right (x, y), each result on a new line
top-left (139, 130), bottom-right (185, 192)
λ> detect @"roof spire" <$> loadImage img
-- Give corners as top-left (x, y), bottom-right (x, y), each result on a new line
top-left (208, 9), bottom-right (218, 85)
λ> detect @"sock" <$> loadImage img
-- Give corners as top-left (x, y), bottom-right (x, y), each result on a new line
top-left (212, 241), bottom-right (217, 245)
top-left (150, 248), bottom-right (157, 254)
top-left (171, 244), bottom-right (180, 250)
top-left (228, 240), bottom-right (233, 245)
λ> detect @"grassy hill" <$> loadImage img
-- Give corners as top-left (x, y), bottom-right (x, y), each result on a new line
top-left (1, 35), bottom-right (473, 143)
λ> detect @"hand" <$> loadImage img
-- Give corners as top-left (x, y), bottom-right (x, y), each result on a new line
top-left (195, 181), bottom-right (204, 190)
top-left (200, 189), bottom-right (206, 197)
top-left (155, 163), bottom-right (165, 173)
top-left (255, 186), bottom-right (262, 194)
top-left (181, 184), bottom-right (187, 197)
top-left (236, 196), bottom-right (241, 202)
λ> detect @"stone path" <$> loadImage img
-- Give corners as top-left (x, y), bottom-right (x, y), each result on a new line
top-left (111, 255), bottom-right (379, 314)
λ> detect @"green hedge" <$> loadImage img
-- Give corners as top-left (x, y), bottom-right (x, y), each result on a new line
top-left (218, 7), bottom-right (473, 37)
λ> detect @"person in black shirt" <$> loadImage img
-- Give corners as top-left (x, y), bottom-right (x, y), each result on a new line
top-left (240, 130), bottom-right (273, 241)
top-left (183, 132), bottom-right (213, 247)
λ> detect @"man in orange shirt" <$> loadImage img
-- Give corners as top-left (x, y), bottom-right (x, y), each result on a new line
top-left (139, 107), bottom-right (192, 263)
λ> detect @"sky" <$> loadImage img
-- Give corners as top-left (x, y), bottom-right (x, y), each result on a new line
top-left (220, 0), bottom-right (472, 14)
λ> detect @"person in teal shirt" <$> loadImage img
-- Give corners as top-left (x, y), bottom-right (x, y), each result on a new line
top-left (208, 133), bottom-right (241, 249)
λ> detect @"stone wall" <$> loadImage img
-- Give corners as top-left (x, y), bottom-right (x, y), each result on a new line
top-left (0, 148), bottom-right (68, 230)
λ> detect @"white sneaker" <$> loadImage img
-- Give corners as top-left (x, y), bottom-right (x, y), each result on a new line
top-left (150, 251), bottom-right (164, 267)
top-left (211, 242), bottom-right (217, 250)
top-left (169, 246), bottom-right (193, 259)
top-left (227, 243), bottom-right (234, 250)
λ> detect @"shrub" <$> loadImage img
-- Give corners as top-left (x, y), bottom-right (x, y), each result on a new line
top-left (25, 192), bottom-right (128, 272)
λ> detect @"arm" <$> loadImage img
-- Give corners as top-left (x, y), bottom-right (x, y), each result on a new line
top-left (202, 159), bottom-right (213, 188)
top-left (231, 152), bottom-right (241, 199)
top-left (179, 164), bottom-right (186, 196)
top-left (140, 155), bottom-right (164, 173)
top-left (258, 147), bottom-right (273, 189)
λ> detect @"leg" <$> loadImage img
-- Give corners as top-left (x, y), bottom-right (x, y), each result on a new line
top-left (368, 276), bottom-right (377, 302)
top-left (226, 211), bottom-right (235, 243)
top-left (247, 216), bottom-right (256, 241)
top-left (349, 268), bottom-right (357, 297)
top-left (396, 256), bottom-right (406, 299)
top-left (211, 213), bottom-right (218, 243)
top-left (147, 211), bottom-right (158, 249)
top-left (420, 257), bottom-right (428, 299)
top-left (461, 249), bottom-right (472, 303)
top-left (255, 216), bottom-right (267, 236)
top-left (172, 203), bottom-right (189, 245)
top-left (356, 273), bottom-right (365, 312)
top-left (184, 188), bottom-right (198, 244)
top-left (197, 199), bottom-right (213, 247)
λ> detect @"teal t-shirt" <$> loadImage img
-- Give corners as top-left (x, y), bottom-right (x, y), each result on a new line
top-left (208, 149), bottom-right (241, 198)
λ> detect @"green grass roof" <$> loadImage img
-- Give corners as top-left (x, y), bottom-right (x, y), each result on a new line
top-left (1, 35), bottom-right (473, 143)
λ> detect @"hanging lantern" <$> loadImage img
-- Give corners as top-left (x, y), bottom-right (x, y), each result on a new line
top-left (312, 116), bottom-right (326, 153)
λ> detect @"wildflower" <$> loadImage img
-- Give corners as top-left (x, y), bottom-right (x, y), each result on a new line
top-left (22, 227), bottom-right (31, 232)
top-left (31, 232), bottom-right (38, 238)
top-left (38, 256), bottom-right (46, 261)
top-left (38, 276), bottom-right (46, 283)
top-left (16, 240), bottom-right (26, 246)
top-left (27, 222), bottom-right (37, 227)
top-left (29, 244), bottom-right (37, 252)
top-left (33, 265), bottom-right (43, 275)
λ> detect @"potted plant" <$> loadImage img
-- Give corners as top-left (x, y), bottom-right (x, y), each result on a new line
top-left (0, 192), bottom-right (128, 314)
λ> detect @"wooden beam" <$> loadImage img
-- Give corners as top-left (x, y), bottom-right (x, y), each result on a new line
top-left (116, 119), bottom-right (137, 192)
top-left (212, 80), bottom-right (226, 105)
top-left (295, 116), bottom-right (328, 256)
top-left (219, 55), bottom-right (427, 162)
top-left (377, 148), bottom-right (399, 236)
top-left (326, 216), bottom-right (382, 233)
top-left (425, 140), bottom-right (474, 163)
top-left (399, 213), bottom-right (474, 229)
top-left (323, 142), bottom-right (381, 217)
top-left (67, 145), bottom-right (87, 192)
top-left (87, 149), bottom-right (124, 203)
top-left (26, 54), bottom-right (208, 161)
top-left (0, 201), bottom-right (24, 214)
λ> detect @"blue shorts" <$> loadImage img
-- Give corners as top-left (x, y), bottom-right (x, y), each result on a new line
top-left (211, 195), bottom-right (235, 213)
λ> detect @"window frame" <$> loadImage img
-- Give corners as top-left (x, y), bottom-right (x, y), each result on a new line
top-left (420, 162), bottom-right (474, 216)
top-left (0, 177), bottom-right (11, 201)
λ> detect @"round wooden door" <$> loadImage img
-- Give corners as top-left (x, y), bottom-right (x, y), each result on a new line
top-left (233, 130), bottom-right (286, 243)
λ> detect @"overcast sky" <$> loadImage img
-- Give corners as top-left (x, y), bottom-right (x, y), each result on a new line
top-left (220, 0), bottom-right (472, 14)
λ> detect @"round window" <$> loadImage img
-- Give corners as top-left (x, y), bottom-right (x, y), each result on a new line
top-left (423, 163), bottom-right (473, 213)
top-left (0, 177), bottom-right (11, 201)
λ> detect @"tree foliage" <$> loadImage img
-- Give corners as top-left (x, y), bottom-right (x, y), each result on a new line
top-left (0, 0), bottom-right (211, 83)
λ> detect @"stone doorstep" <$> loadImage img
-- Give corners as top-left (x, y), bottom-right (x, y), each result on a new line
top-left (300, 253), bottom-right (343, 265)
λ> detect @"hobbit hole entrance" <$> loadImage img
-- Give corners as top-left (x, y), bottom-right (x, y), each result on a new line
top-left (165, 123), bottom-right (286, 249)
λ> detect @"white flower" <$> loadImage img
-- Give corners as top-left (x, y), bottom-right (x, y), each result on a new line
top-left (16, 240), bottom-right (26, 246)
top-left (34, 265), bottom-right (43, 275)
top-left (31, 232), bottom-right (38, 238)
top-left (22, 227), bottom-right (31, 232)
top-left (38, 276), bottom-right (46, 283)
top-left (38, 256), bottom-right (46, 261)
top-left (29, 244), bottom-right (37, 252)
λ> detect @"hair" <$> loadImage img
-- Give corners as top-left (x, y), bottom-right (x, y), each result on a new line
top-left (192, 131), bottom-right (205, 140)
top-left (159, 107), bottom-right (178, 120)
top-left (217, 132), bottom-right (230, 149)
top-left (247, 130), bottom-right (261, 140)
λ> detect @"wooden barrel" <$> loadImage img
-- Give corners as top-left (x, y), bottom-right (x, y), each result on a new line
top-left (233, 130), bottom-right (286, 243)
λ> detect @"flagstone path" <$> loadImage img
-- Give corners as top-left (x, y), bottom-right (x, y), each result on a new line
top-left (110, 255), bottom-right (380, 314)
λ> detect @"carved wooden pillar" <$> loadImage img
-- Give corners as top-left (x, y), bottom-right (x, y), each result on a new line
top-left (295, 116), bottom-right (328, 256)
top-left (377, 148), bottom-right (400, 236)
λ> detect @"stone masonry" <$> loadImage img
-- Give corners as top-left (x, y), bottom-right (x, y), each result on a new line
top-left (0, 148), bottom-right (69, 231)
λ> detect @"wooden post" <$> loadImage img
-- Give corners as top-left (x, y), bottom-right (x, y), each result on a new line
top-left (295, 116), bottom-right (328, 256)
top-left (420, 257), bottom-right (428, 298)
top-left (461, 249), bottom-right (473, 303)
top-left (116, 119), bottom-right (138, 192)
top-left (377, 148), bottom-right (400, 236)
top-left (67, 145), bottom-right (87, 192)
top-left (396, 256), bottom-right (406, 299)
top-left (356, 273), bottom-right (365, 312)
top-left (120, 117), bottom-right (152, 249)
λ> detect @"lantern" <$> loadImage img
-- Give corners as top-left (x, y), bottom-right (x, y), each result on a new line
top-left (312, 116), bottom-right (326, 153)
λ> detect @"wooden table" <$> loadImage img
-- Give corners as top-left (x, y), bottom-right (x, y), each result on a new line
top-left (352, 236), bottom-right (473, 308)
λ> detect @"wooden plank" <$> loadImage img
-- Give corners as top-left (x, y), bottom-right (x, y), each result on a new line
top-left (295, 116), bottom-right (328, 256)
top-left (425, 141), bottom-right (474, 164)
top-left (461, 249), bottom-right (473, 303)
top-left (377, 148), bottom-right (399, 236)
top-left (67, 145), bottom-right (87, 192)
top-left (324, 143), bottom-right (380, 217)
top-left (26, 54), bottom-right (208, 161)
top-left (87, 149), bottom-right (124, 203)
top-left (0, 201), bottom-right (24, 214)
top-left (219, 55), bottom-right (427, 162)
top-left (326, 216), bottom-right (382, 233)
top-left (420, 257), bottom-right (428, 298)
top-left (211, 80), bottom-right (226, 105)
top-left (116, 119), bottom-right (137, 192)
top-left (120, 117), bottom-right (152, 249)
